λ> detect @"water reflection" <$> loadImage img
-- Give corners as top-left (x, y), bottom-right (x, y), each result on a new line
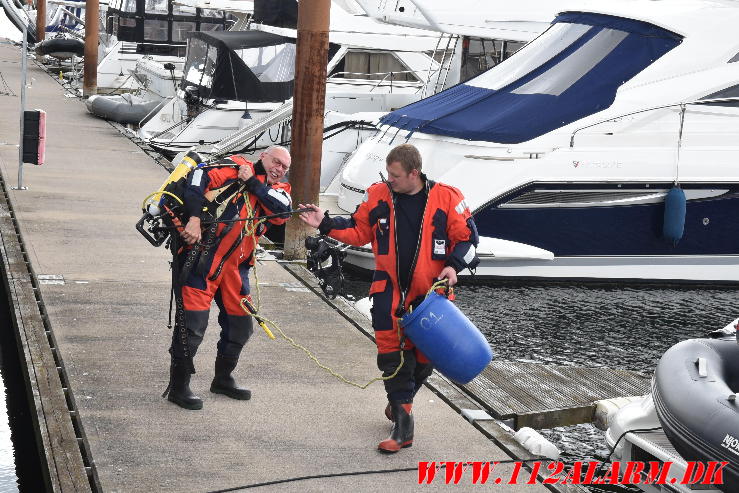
top-left (0, 375), bottom-right (17, 493)
top-left (454, 283), bottom-right (738, 373)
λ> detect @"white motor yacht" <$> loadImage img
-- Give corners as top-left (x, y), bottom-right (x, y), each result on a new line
top-left (332, 0), bottom-right (739, 283)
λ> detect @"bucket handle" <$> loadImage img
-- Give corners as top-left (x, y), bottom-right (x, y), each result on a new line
top-left (428, 279), bottom-right (453, 299)
top-left (401, 279), bottom-right (454, 322)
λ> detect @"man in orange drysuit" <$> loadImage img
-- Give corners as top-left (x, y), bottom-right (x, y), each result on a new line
top-left (299, 143), bottom-right (479, 452)
top-left (166, 145), bottom-right (292, 410)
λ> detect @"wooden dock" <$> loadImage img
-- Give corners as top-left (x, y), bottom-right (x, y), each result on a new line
top-left (462, 362), bottom-right (651, 429)
top-left (0, 172), bottom-right (92, 491)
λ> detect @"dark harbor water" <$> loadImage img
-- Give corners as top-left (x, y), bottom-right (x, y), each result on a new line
top-left (343, 273), bottom-right (739, 492)
top-left (0, 270), bottom-right (46, 492)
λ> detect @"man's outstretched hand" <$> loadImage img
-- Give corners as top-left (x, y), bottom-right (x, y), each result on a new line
top-left (298, 203), bottom-right (325, 228)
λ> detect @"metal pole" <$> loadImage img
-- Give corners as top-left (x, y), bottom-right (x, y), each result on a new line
top-left (282, 0), bottom-right (331, 260)
top-left (15, 22), bottom-right (28, 191)
top-left (83, 0), bottom-right (99, 97)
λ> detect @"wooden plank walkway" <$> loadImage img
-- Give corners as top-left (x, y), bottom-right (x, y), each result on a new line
top-left (462, 361), bottom-right (651, 429)
top-left (0, 172), bottom-right (91, 491)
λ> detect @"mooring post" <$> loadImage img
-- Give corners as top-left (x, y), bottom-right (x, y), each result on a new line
top-left (282, 0), bottom-right (331, 260)
top-left (83, 0), bottom-right (99, 97)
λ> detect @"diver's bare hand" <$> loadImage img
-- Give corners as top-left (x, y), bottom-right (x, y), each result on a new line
top-left (437, 266), bottom-right (458, 286)
top-left (298, 203), bottom-right (325, 228)
top-left (238, 165), bottom-right (253, 182)
top-left (181, 217), bottom-right (202, 245)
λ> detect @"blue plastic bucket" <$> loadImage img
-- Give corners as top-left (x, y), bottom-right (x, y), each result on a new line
top-left (400, 293), bottom-right (493, 384)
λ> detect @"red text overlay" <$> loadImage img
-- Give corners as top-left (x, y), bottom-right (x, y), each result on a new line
top-left (417, 461), bottom-right (728, 486)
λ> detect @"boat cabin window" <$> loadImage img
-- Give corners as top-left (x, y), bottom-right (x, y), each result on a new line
top-left (106, 0), bottom-right (233, 55)
top-left (329, 50), bottom-right (417, 82)
top-left (173, 22), bottom-right (196, 42)
top-left (512, 28), bottom-right (628, 96)
top-left (145, 0), bottom-right (167, 14)
top-left (234, 44), bottom-right (296, 83)
top-left (181, 32), bottom-right (296, 103)
top-left (699, 85), bottom-right (739, 107)
top-left (469, 23), bottom-right (592, 91)
top-left (459, 37), bottom-right (524, 82)
top-left (183, 38), bottom-right (217, 88)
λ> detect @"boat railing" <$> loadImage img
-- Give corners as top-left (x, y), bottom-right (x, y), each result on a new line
top-left (210, 98), bottom-right (295, 157)
top-left (59, 7), bottom-right (85, 27)
top-left (422, 33), bottom-right (458, 98)
top-left (569, 96), bottom-right (739, 148)
top-left (327, 70), bottom-right (426, 93)
top-left (55, 24), bottom-right (84, 39)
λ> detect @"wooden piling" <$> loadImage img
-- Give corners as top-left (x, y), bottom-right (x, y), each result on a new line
top-left (283, 0), bottom-right (330, 260)
top-left (36, 0), bottom-right (46, 42)
top-left (83, 0), bottom-right (99, 97)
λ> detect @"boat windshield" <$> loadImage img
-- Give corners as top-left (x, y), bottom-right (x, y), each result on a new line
top-left (470, 22), bottom-right (591, 91)
top-left (183, 37), bottom-right (217, 89)
top-left (181, 31), bottom-right (297, 102)
top-left (380, 12), bottom-right (683, 144)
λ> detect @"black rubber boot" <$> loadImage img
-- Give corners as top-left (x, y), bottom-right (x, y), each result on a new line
top-left (385, 377), bottom-right (428, 421)
top-left (378, 401), bottom-right (414, 453)
top-left (210, 356), bottom-right (251, 400)
top-left (167, 358), bottom-right (202, 410)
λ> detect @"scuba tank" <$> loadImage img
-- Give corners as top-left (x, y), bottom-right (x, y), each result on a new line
top-left (136, 150), bottom-right (206, 247)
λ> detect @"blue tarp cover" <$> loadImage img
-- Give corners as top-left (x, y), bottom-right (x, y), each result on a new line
top-left (380, 12), bottom-right (682, 143)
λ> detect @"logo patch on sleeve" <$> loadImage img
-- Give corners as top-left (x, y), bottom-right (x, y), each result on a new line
top-left (434, 239), bottom-right (446, 255)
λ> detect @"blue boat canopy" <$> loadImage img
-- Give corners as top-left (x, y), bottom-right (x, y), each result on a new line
top-left (380, 12), bottom-right (682, 144)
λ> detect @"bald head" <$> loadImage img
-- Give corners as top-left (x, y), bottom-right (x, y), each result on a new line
top-left (260, 146), bottom-right (291, 184)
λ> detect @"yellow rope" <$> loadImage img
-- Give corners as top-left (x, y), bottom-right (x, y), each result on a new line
top-left (237, 188), bottom-right (405, 389)
top-left (241, 299), bottom-right (406, 389)
top-left (427, 279), bottom-right (451, 297)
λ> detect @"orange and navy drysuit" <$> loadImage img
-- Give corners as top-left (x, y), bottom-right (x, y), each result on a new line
top-left (170, 155), bottom-right (291, 364)
top-left (319, 177), bottom-right (479, 401)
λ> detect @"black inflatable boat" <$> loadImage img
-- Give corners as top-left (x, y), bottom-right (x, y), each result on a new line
top-left (654, 336), bottom-right (739, 492)
top-left (35, 36), bottom-right (84, 59)
top-left (85, 94), bottom-right (165, 125)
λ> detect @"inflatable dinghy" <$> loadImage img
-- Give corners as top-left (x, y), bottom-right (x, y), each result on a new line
top-left (654, 337), bottom-right (739, 492)
top-left (85, 94), bottom-right (165, 125)
top-left (35, 36), bottom-right (84, 59)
